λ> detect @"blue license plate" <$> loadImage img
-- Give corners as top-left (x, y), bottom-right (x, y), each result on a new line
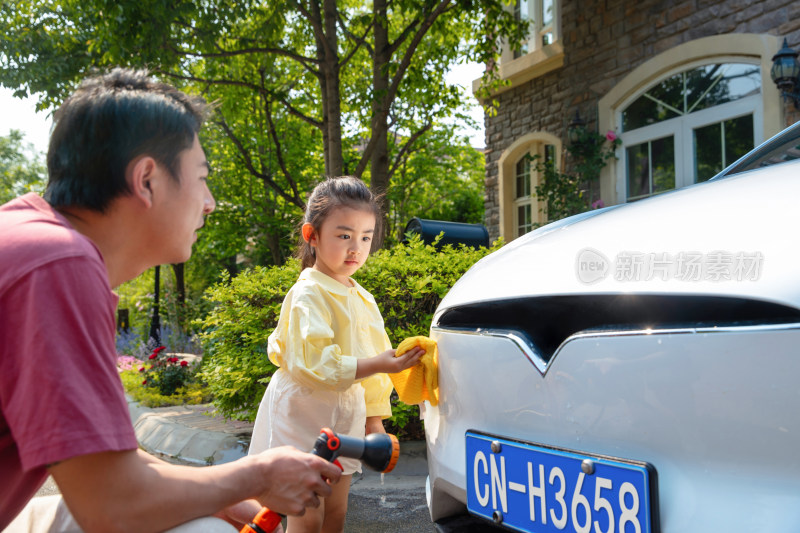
top-left (466, 431), bottom-right (658, 533)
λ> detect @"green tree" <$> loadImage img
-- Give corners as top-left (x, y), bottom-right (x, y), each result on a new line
top-left (0, 0), bottom-right (526, 258)
top-left (0, 129), bottom-right (46, 204)
top-left (385, 123), bottom-right (484, 243)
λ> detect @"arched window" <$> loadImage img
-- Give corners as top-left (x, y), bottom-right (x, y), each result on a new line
top-left (620, 62), bottom-right (761, 201)
top-left (499, 135), bottom-right (560, 240)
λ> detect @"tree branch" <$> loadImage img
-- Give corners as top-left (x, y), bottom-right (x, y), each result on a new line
top-left (154, 70), bottom-right (266, 93)
top-left (290, 0), bottom-right (335, 61)
top-left (169, 16), bottom-right (321, 74)
top-left (156, 69), bottom-right (323, 129)
top-left (215, 114), bottom-right (305, 209)
top-left (354, 0), bottom-right (455, 175)
top-left (387, 122), bottom-right (432, 181)
top-left (337, 11), bottom-right (375, 65)
top-left (167, 42), bottom-right (321, 71)
top-left (262, 95), bottom-right (303, 205)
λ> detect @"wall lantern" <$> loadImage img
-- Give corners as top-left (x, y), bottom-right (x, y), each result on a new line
top-left (567, 109), bottom-right (586, 145)
top-left (771, 38), bottom-right (800, 109)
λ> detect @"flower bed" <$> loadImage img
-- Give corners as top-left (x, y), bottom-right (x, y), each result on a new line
top-left (118, 346), bottom-right (211, 408)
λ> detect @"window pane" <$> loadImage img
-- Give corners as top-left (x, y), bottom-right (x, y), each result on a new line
top-left (724, 114), bottom-right (754, 166)
top-left (694, 114), bottom-right (754, 183)
top-left (687, 64), bottom-right (760, 114)
top-left (515, 158), bottom-right (530, 198)
top-left (694, 122), bottom-right (722, 183)
top-left (517, 204), bottom-right (532, 236)
top-left (626, 143), bottom-right (650, 199)
top-left (623, 73), bottom-right (683, 131)
top-left (622, 63), bottom-right (761, 132)
top-left (513, 0), bottom-right (530, 58)
top-left (542, 0), bottom-right (553, 26)
top-left (651, 136), bottom-right (675, 194)
top-left (515, 0), bottom-right (529, 20)
top-left (626, 136), bottom-right (674, 200)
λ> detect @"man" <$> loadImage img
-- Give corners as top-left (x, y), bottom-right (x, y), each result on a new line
top-left (0, 68), bottom-right (341, 532)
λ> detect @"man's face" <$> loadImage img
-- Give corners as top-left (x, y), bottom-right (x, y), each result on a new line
top-left (157, 134), bottom-right (215, 263)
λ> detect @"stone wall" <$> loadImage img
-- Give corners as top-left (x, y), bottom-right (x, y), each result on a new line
top-left (484, 0), bottom-right (800, 241)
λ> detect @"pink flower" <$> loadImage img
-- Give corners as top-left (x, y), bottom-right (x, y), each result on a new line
top-left (606, 130), bottom-right (617, 142)
top-left (180, 361), bottom-right (188, 367)
top-left (591, 199), bottom-right (605, 209)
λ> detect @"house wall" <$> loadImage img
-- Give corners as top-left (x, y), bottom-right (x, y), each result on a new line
top-left (484, 0), bottom-right (800, 242)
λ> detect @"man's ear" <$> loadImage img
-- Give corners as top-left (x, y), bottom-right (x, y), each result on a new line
top-left (301, 223), bottom-right (316, 244)
top-left (127, 156), bottom-right (159, 208)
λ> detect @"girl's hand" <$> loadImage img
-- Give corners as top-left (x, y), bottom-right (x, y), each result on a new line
top-left (355, 347), bottom-right (425, 378)
top-left (381, 346), bottom-right (425, 373)
top-left (365, 416), bottom-right (386, 435)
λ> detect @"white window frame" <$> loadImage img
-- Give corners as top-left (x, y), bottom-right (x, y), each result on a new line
top-left (616, 59), bottom-right (764, 202)
top-left (503, 0), bottom-right (560, 64)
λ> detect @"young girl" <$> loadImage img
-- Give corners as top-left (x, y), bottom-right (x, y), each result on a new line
top-left (249, 176), bottom-right (424, 533)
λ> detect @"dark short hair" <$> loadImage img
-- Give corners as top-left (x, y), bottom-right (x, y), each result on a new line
top-left (297, 176), bottom-right (381, 269)
top-left (45, 68), bottom-right (208, 213)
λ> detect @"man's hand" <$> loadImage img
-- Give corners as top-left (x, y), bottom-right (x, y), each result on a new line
top-left (250, 446), bottom-right (342, 516)
top-left (48, 446), bottom-right (340, 533)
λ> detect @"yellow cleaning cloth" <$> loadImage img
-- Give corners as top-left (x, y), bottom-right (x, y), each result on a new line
top-left (389, 336), bottom-right (439, 406)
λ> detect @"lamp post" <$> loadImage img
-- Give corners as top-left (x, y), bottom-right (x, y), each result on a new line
top-left (771, 38), bottom-right (800, 109)
top-left (149, 265), bottom-right (161, 345)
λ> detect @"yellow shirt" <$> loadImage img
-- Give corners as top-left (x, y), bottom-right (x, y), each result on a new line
top-left (267, 268), bottom-right (393, 418)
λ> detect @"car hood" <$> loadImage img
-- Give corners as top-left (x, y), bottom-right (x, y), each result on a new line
top-left (438, 163), bottom-right (800, 315)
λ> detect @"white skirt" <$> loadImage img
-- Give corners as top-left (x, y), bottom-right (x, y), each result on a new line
top-left (248, 368), bottom-right (366, 475)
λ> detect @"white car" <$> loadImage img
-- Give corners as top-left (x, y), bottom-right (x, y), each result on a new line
top-left (424, 122), bottom-right (800, 532)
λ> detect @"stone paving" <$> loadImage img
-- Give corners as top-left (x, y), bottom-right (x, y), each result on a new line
top-left (144, 404), bottom-right (254, 434)
top-left (129, 399), bottom-right (253, 466)
top-left (36, 399), bottom-right (428, 502)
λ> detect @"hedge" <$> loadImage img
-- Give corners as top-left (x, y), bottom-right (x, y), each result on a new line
top-left (196, 235), bottom-right (501, 433)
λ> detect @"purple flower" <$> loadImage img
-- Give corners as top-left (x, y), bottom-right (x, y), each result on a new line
top-left (591, 199), bottom-right (605, 210)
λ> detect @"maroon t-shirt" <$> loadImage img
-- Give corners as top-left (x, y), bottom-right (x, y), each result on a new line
top-left (0, 193), bottom-right (138, 528)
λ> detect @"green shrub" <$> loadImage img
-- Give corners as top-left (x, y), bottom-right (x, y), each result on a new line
top-left (196, 235), bottom-right (501, 428)
top-left (196, 261), bottom-right (301, 420)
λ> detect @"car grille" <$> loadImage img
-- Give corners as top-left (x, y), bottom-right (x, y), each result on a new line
top-left (435, 294), bottom-right (800, 363)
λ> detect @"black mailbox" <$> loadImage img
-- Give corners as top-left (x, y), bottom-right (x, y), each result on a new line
top-left (403, 218), bottom-right (490, 249)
